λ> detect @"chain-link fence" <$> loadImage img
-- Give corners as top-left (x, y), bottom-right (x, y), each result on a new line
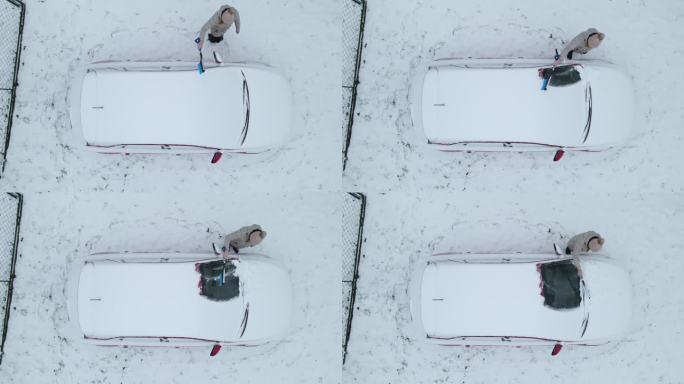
top-left (342, 0), bottom-right (366, 171)
top-left (342, 192), bottom-right (365, 364)
top-left (0, 0), bottom-right (25, 174)
top-left (0, 193), bottom-right (23, 365)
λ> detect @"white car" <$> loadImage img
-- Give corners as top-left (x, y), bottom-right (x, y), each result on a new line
top-left (67, 252), bottom-right (293, 355)
top-left (410, 59), bottom-right (635, 159)
top-left (70, 61), bottom-right (292, 162)
top-left (408, 253), bottom-right (633, 355)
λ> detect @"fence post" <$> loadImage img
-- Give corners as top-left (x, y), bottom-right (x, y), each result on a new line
top-left (342, 192), bottom-right (366, 364)
top-left (0, 0), bottom-right (26, 175)
top-left (342, 0), bottom-right (367, 171)
top-left (0, 192), bottom-right (23, 365)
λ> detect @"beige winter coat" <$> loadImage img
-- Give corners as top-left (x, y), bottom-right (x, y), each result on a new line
top-left (199, 5), bottom-right (240, 45)
top-left (558, 28), bottom-right (601, 61)
top-left (223, 224), bottom-right (266, 253)
top-left (566, 231), bottom-right (603, 255)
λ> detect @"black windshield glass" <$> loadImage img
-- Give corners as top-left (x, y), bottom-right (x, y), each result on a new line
top-left (197, 260), bottom-right (240, 301)
top-left (540, 259), bottom-right (581, 309)
top-left (539, 65), bottom-right (582, 87)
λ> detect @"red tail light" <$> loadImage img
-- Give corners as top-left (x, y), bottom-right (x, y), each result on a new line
top-left (210, 344), bottom-right (222, 356)
top-left (211, 152), bottom-right (222, 164)
top-left (551, 343), bottom-right (563, 356)
top-left (553, 150), bottom-right (565, 162)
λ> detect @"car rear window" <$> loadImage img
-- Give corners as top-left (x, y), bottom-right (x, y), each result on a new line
top-left (539, 259), bottom-right (581, 309)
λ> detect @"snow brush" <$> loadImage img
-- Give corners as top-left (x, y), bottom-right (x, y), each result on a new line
top-left (541, 50), bottom-right (561, 91)
top-left (194, 37), bottom-right (205, 74)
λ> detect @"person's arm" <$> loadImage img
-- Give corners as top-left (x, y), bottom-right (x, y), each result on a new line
top-left (556, 42), bottom-right (574, 65)
top-left (233, 7), bottom-right (240, 34)
top-left (222, 241), bottom-right (240, 259)
top-left (223, 231), bottom-right (238, 253)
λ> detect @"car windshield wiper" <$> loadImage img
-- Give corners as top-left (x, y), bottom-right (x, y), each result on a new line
top-left (581, 83), bottom-right (592, 144)
top-left (239, 71), bottom-right (250, 146)
top-left (579, 280), bottom-right (590, 337)
top-left (239, 302), bottom-right (249, 338)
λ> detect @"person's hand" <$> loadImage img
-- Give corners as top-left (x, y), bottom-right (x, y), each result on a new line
top-left (552, 59), bottom-right (561, 68)
top-left (197, 40), bottom-right (204, 50)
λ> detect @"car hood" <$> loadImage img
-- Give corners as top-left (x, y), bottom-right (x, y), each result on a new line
top-left (579, 257), bottom-right (634, 341)
top-left (579, 65), bottom-right (635, 148)
top-left (239, 258), bottom-right (293, 342)
top-left (237, 67), bottom-right (293, 150)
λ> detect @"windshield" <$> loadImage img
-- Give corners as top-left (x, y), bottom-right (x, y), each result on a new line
top-left (540, 65), bottom-right (582, 87)
top-left (197, 260), bottom-right (240, 301)
top-left (539, 259), bottom-right (582, 310)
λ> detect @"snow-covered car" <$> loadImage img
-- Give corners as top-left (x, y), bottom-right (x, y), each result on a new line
top-left (69, 61), bottom-right (292, 162)
top-left (66, 252), bottom-right (293, 355)
top-left (408, 253), bottom-right (633, 355)
top-left (410, 59), bottom-right (635, 159)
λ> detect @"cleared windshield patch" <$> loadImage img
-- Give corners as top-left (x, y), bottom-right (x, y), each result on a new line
top-left (539, 65), bottom-right (582, 87)
top-left (539, 259), bottom-right (581, 309)
top-left (197, 260), bottom-right (240, 301)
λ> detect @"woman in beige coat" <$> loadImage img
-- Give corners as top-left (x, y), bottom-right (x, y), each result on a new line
top-left (197, 5), bottom-right (241, 63)
top-left (564, 230), bottom-right (604, 255)
top-left (213, 224), bottom-right (267, 258)
top-left (554, 28), bottom-right (605, 66)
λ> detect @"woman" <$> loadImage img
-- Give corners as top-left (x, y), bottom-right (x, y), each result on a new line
top-left (197, 5), bottom-right (241, 63)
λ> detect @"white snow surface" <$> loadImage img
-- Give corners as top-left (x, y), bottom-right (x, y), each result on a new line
top-left (0, 191), bottom-right (340, 383)
top-left (1, 0), bottom-right (341, 193)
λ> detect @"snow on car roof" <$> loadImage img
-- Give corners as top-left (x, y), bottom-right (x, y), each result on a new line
top-left (78, 259), bottom-right (247, 341)
top-left (421, 62), bottom-right (589, 146)
top-left (80, 65), bottom-right (245, 149)
top-left (420, 260), bottom-right (586, 341)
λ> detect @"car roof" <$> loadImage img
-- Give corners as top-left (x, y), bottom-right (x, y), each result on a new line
top-left (421, 63), bottom-right (589, 147)
top-left (77, 256), bottom-right (292, 342)
top-left (420, 259), bottom-right (587, 341)
top-left (80, 66), bottom-right (246, 149)
top-left (78, 259), bottom-right (246, 341)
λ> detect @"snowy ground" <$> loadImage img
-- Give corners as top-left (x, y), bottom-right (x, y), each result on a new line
top-left (341, 0), bottom-right (684, 383)
top-left (0, 191), bottom-right (340, 383)
top-left (1, 0), bottom-right (340, 193)
top-left (343, 0), bottom-right (684, 195)
top-left (343, 189), bottom-right (684, 383)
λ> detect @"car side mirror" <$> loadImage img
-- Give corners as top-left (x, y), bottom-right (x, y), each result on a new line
top-left (210, 344), bottom-right (222, 356)
top-left (551, 343), bottom-right (563, 356)
top-left (553, 149), bottom-right (565, 162)
top-left (211, 152), bottom-right (223, 164)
